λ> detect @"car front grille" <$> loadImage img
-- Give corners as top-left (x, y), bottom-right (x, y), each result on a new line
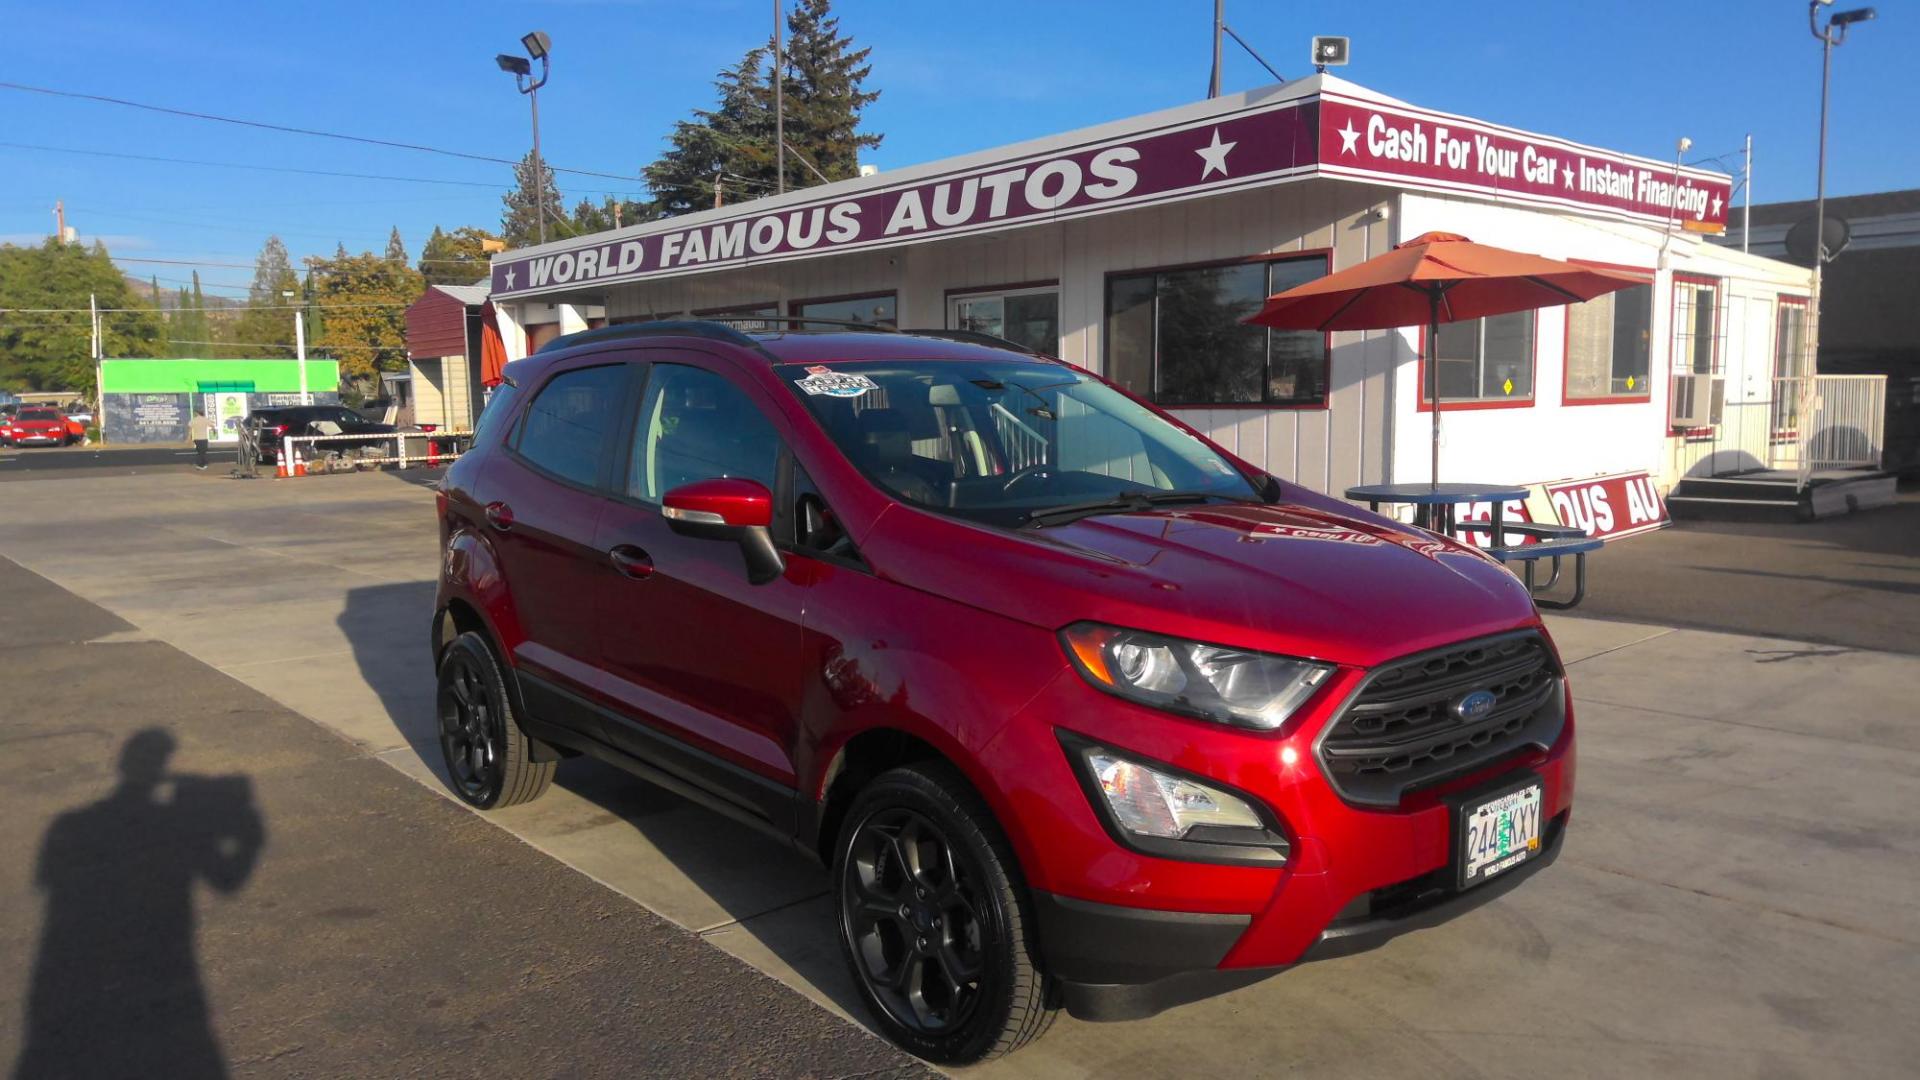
top-left (1316, 631), bottom-right (1565, 806)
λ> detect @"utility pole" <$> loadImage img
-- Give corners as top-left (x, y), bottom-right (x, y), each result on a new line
top-left (775, 0), bottom-right (786, 196)
top-left (54, 201), bottom-right (67, 243)
top-left (1742, 134), bottom-right (1753, 255)
top-left (1208, 0), bottom-right (1224, 97)
top-left (284, 290), bottom-right (308, 403)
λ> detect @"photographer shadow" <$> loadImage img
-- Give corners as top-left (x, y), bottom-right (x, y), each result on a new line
top-left (14, 729), bottom-right (265, 1080)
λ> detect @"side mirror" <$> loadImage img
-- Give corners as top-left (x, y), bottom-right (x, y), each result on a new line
top-left (662, 478), bottom-right (784, 584)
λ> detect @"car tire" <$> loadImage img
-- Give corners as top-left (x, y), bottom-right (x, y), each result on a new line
top-left (435, 631), bottom-right (554, 809)
top-left (833, 762), bottom-right (1057, 1064)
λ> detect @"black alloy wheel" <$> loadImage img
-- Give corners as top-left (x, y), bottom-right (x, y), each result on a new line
top-left (842, 806), bottom-right (988, 1036)
top-left (833, 764), bottom-right (1055, 1063)
top-left (438, 647), bottom-right (501, 802)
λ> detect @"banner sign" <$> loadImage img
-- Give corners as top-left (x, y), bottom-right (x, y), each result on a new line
top-left (1317, 93), bottom-right (1731, 232)
top-left (492, 100), bottom-right (1317, 298)
top-left (1544, 471), bottom-right (1668, 541)
top-left (1452, 499), bottom-right (1537, 550)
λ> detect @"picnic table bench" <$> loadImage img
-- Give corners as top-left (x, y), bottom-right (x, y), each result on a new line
top-left (1345, 483), bottom-right (1600, 610)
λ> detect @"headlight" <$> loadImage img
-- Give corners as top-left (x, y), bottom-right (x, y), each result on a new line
top-left (1063, 737), bottom-right (1290, 865)
top-left (1061, 622), bottom-right (1333, 730)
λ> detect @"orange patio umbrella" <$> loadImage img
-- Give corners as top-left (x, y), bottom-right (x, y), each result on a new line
top-left (1245, 231), bottom-right (1647, 490)
top-left (478, 301), bottom-right (509, 389)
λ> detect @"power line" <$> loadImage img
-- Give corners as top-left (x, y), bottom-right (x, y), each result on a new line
top-left (3, 141), bottom-right (649, 197)
top-left (160, 340), bottom-right (398, 351)
top-left (0, 80), bottom-right (644, 183)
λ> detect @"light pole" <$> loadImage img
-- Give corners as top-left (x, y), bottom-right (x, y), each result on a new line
top-left (1806, 1), bottom-right (1874, 377)
top-left (497, 31), bottom-right (552, 245)
top-left (281, 289), bottom-right (308, 404)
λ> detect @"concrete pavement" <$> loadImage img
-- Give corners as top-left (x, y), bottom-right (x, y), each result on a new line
top-left (0, 552), bottom-right (928, 1079)
top-left (1, 467), bottom-right (1916, 1077)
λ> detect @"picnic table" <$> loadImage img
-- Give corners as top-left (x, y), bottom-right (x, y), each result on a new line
top-left (1344, 482), bottom-right (1601, 610)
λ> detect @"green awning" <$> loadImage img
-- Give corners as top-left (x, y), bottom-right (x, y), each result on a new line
top-left (196, 380), bottom-right (257, 392)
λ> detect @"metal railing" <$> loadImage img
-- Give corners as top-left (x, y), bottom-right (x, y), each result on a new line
top-left (1774, 375), bottom-right (1886, 488)
top-left (280, 431), bottom-right (471, 475)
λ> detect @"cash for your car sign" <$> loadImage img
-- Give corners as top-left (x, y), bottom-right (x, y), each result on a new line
top-left (1316, 92), bottom-right (1732, 232)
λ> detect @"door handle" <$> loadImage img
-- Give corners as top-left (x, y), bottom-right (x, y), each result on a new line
top-left (483, 502), bottom-right (514, 531)
top-left (608, 544), bottom-right (654, 579)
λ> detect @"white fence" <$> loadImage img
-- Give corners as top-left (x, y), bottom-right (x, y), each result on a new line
top-left (279, 431), bottom-right (470, 475)
top-left (1674, 376), bottom-right (1886, 489)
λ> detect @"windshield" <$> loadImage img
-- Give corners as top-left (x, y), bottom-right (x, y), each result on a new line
top-left (18, 410), bottom-right (60, 422)
top-left (779, 359), bottom-right (1261, 529)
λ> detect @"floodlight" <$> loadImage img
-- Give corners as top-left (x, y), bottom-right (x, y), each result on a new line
top-left (522, 31), bottom-right (551, 59)
top-left (1832, 7), bottom-right (1875, 25)
top-left (496, 54), bottom-right (531, 76)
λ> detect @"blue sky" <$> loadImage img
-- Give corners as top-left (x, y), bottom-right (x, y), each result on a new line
top-left (2, 1), bottom-right (1911, 298)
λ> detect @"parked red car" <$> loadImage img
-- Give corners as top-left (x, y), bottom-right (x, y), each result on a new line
top-left (3, 408), bottom-right (82, 447)
top-left (431, 323), bottom-right (1574, 1063)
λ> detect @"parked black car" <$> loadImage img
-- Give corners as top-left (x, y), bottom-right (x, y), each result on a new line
top-left (250, 405), bottom-right (397, 464)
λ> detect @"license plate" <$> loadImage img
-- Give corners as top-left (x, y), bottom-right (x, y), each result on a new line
top-left (1458, 778), bottom-right (1543, 889)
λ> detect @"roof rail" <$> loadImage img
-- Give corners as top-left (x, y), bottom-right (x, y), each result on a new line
top-left (900, 327), bottom-right (1041, 355)
top-left (534, 319), bottom-right (771, 356)
top-left (703, 315), bottom-right (902, 333)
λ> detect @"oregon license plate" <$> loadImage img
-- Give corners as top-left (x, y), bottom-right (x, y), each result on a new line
top-left (1458, 778), bottom-right (1544, 889)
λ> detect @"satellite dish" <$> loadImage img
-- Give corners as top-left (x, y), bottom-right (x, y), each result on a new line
top-left (1784, 215), bottom-right (1851, 267)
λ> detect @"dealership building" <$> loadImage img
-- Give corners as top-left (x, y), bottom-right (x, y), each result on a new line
top-left (484, 75), bottom-right (1821, 540)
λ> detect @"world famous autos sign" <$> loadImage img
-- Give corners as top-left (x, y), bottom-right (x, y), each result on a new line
top-left (491, 87), bottom-right (1731, 300)
top-left (1315, 92), bottom-right (1732, 234)
top-left (491, 97), bottom-right (1318, 298)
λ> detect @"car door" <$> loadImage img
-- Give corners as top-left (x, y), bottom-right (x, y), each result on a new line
top-left (592, 355), bottom-right (806, 829)
top-left (479, 360), bottom-right (635, 707)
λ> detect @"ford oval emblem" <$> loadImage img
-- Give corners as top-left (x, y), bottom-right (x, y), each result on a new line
top-left (1454, 690), bottom-right (1497, 721)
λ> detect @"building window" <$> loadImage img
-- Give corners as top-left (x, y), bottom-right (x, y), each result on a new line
top-left (1672, 277), bottom-right (1720, 375)
top-left (1565, 284), bottom-right (1653, 400)
top-left (791, 292), bottom-right (896, 326)
top-left (948, 286), bottom-right (1059, 355)
top-left (1104, 255), bottom-right (1329, 407)
top-left (1773, 298), bottom-right (1809, 380)
top-left (1425, 312), bottom-right (1535, 404)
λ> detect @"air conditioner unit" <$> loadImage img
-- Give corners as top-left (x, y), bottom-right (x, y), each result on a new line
top-left (1670, 373), bottom-right (1725, 428)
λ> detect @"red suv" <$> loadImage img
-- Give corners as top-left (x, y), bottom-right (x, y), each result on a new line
top-left (431, 322), bottom-right (1574, 1064)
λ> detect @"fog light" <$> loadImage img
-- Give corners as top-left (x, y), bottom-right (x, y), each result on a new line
top-left (1086, 751), bottom-right (1265, 840)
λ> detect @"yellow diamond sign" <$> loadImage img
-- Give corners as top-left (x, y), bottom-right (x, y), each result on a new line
top-left (1502, 377), bottom-right (1514, 396)
top-left (1625, 375), bottom-right (1636, 390)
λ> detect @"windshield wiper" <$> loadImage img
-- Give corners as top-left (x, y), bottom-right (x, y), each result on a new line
top-left (1022, 491), bottom-right (1251, 529)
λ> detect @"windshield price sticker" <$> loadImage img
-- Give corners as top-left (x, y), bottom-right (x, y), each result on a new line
top-left (796, 371), bottom-right (879, 398)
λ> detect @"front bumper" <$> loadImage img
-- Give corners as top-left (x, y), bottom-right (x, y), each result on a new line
top-left (1036, 813), bottom-right (1567, 1021)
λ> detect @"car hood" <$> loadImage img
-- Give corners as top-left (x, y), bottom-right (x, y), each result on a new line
top-left (861, 497), bottom-right (1543, 669)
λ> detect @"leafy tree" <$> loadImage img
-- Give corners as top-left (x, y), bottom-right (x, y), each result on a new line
top-left (501, 152), bottom-right (564, 248)
top-left (303, 250), bottom-right (424, 385)
top-left (384, 226), bottom-right (408, 264)
top-left (419, 225), bottom-right (503, 287)
top-left (0, 240), bottom-right (162, 394)
top-left (233, 236), bottom-right (300, 355)
top-left (782, 0), bottom-right (882, 182)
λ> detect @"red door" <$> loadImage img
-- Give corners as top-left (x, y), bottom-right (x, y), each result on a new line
top-left (478, 361), bottom-right (632, 695)
top-left (592, 358), bottom-right (805, 825)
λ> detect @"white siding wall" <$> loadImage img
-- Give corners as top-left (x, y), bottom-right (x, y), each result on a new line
top-left (1395, 193), bottom-right (1815, 492)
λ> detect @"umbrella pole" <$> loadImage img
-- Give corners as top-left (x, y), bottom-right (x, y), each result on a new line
top-left (1428, 290), bottom-right (1441, 496)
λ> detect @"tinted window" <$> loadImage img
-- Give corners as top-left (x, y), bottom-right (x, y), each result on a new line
top-left (472, 383), bottom-right (521, 444)
top-left (19, 410), bottom-right (60, 422)
top-left (1105, 256), bottom-right (1329, 406)
top-left (516, 364), bottom-right (629, 487)
top-left (629, 365), bottom-right (780, 502)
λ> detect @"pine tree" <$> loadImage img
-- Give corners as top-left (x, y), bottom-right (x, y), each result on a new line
top-left (500, 152), bottom-right (565, 247)
top-left (385, 226), bottom-right (408, 264)
top-left (781, 0), bottom-right (881, 182)
top-left (235, 236), bottom-right (301, 355)
top-left (569, 196), bottom-right (654, 235)
top-left (645, 46), bottom-right (777, 217)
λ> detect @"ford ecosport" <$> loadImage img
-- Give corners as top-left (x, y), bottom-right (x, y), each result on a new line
top-left (431, 322), bottom-right (1574, 1064)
